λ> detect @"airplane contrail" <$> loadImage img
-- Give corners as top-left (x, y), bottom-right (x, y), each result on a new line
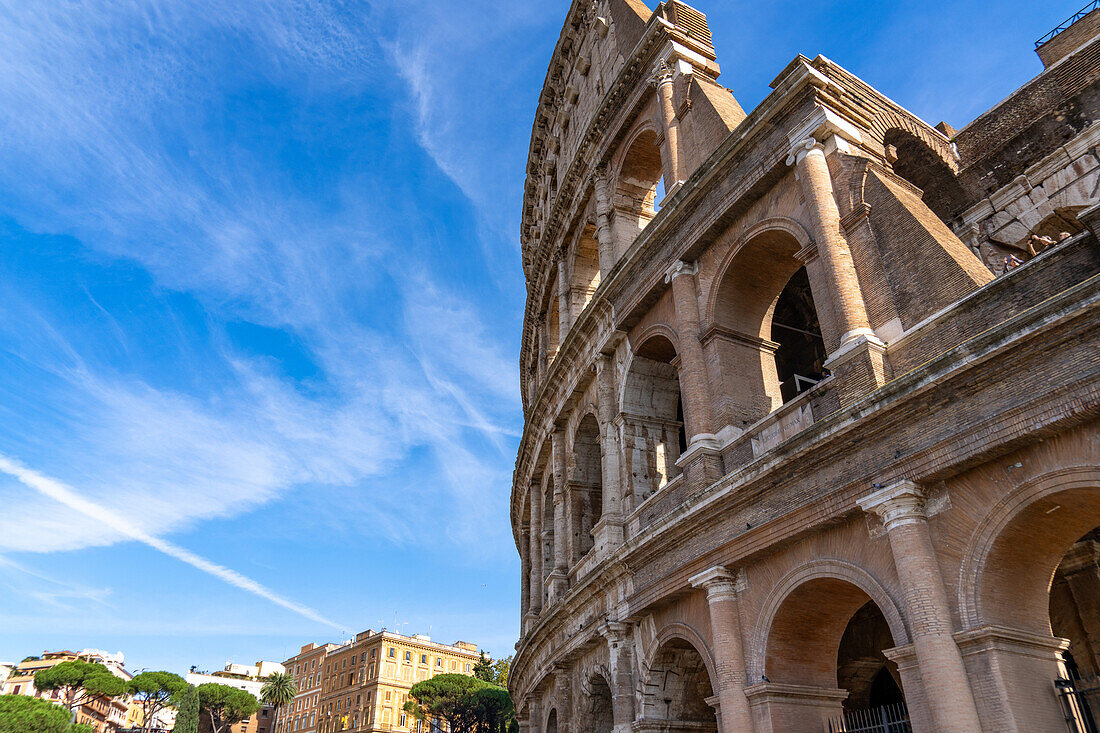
top-left (0, 454), bottom-right (345, 632)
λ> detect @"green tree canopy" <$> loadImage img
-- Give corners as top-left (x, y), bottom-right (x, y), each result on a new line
top-left (404, 674), bottom-right (489, 733)
top-left (0, 694), bottom-right (72, 733)
top-left (490, 656), bottom-right (511, 689)
top-left (469, 686), bottom-right (515, 733)
top-left (33, 661), bottom-right (128, 718)
top-left (128, 671), bottom-right (188, 733)
top-left (195, 683), bottom-right (259, 733)
top-left (173, 686), bottom-right (199, 733)
top-left (472, 652), bottom-right (493, 683)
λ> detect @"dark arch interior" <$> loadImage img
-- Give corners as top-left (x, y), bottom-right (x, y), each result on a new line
top-left (579, 674), bottom-right (614, 733)
top-left (644, 639), bottom-right (717, 723)
top-left (571, 414), bottom-right (603, 563)
top-left (770, 266), bottom-right (826, 402)
top-left (885, 129), bottom-right (968, 223)
top-left (621, 335), bottom-right (684, 506)
top-left (837, 601), bottom-right (904, 712)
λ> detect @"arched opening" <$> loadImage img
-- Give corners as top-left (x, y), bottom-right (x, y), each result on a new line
top-left (613, 129), bottom-right (665, 254)
top-left (620, 335), bottom-right (683, 511)
top-left (546, 708), bottom-right (557, 733)
top-left (770, 267), bottom-right (826, 403)
top-left (884, 129), bottom-right (968, 224)
top-left (972, 484), bottom-right (1100, 730)
top-left (1024, 207), bottom-right (1086, 255)
top-left (570, 414), bottom-right (603, 564)
top-left (641, 639), bottom-right (717, 730)
top-left (519, 492), bottom-right (531, 619)
top-left (578, 673), bottom-right (614, 733)
top-left (836, 602), bottom-right (903, 712)
top-left (547, 275), bottom-right (561, 365)
top-left (572, 224), bottom-right (601, 315)
top-left (764, 577), bottom-right (906, 729)
top-left (710, 229), bottom-right (824, 429)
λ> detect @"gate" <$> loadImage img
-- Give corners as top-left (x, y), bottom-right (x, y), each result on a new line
top-left (826, 702), bottom-right (911, 733)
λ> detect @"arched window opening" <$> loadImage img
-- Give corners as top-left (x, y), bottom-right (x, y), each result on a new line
top-left (570, 415), bottom-right (603, 564)
top-left (547, 287), bottom-right (561, 365)
top-left (614, 129), bottom-right (665, 252)
top-left (1024, 208), bottom-right (1085, 255)
top-left (572, 225), bottom-right (601, 314)
top-left (621, 335), bottom-right (683, 511)
top-left (710, 229), bottom-right (821, 428)
top-left (770, 267), bottom-right (826, 403)
top-left (884, 129), bottom-right (968, 224)
top-left (577, 673), bottom-right (613, 733)
top-left (546, 709), bottom-right (558, 733)
top-left (837, 601), bottom-right (904, 713)
top-left (641, 639), bottom-right (716, 726)
top-left (541, 475), bottom-right (555, 607)
top-left (1051, 527), bottom-right (1100, 687)
top-left (765, 577), bottom-right (907, 728)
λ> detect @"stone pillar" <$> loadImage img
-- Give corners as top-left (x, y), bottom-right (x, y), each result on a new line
top-left (689, 567), bottom-right (755, 733)
top-left (654, 61), bottom-right (683, 188)
top-left (598, 622), bottom-right (636, 733)
top-left (592, 353), bottom-right (625, 553)
top-left (594, 168), bottom-right (616, 278)
top-left (520, 528), bottom-right (531, 622)
top-left (557, 256), bottom-right (573, 339)
top-left (548, 427), bottom-right (570, 602)
top-left (527, 486), bottom-right (544, 623)
top-left (787, 137), bottom-right (873, 347)
top-left (858, 481), bottom-right (982, 733)
top-left (664, 260), bottom-right (722, 485)
top-left (554, 664), bottom-right (573, 733)
top-left (525, 698), bottom-right (542, 733)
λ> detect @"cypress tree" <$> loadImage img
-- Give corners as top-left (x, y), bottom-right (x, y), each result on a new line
top-left (174, 686), bottom-right (199, 733)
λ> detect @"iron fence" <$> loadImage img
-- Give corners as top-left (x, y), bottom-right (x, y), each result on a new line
top-left (1057, 674), bottom-right (1100, 732)
top-left (1036, 0), bottom-right (1100, 47)
top-left (826, 702), bottom-right (911, 733)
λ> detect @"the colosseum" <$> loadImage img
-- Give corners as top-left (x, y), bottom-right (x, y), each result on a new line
top-left (508, 1), bottom-right (1100, 732)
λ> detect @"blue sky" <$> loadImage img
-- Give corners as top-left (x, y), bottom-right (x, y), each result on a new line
top-left (0, 0), bottom-right (1073, 674)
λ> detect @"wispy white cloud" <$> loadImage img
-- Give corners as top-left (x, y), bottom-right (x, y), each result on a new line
top-left (0, 455), bottom-right (346, 631)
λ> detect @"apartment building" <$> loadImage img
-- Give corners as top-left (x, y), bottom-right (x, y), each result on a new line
top-left (278, 631), bottom-right (479, 733)
top-left (0, 649), bottom-right (132, 732)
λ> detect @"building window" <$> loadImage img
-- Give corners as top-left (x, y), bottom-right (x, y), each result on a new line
top-left (420, 654), bottom-right (427, 665)
top-left (404, 650), bottom-right (411, 661)
top-left (388, 648), bottom-right (395, 658)
top-left (400, 713), bottom-right (407, 727)
top-left (360, 652), bottom-right (365, 663)
top-left (436, 658), bottom-right (442, 667)
top-left (370, 649), bottom-right (376, 659)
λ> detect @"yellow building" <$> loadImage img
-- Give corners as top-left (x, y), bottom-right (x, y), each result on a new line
top-left (279, 631), bottom-right (479, 733)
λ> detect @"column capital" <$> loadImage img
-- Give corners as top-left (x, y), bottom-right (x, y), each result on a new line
top-left (596, 620), bottom-right (632, 643)
top-left (785, 136), bottom-right (825, 166)
top-left (689, 566), bottom-right (742, 600)
top-left (653, 60), bottom-right (675, 88)
top-left (663, 259), bottom-right (698, 284)
top-left (858, 480), bottom-right (927, 531)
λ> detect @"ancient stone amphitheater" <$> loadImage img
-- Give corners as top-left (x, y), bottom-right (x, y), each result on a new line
top-left (508, 2), bottom-right (1100, 732)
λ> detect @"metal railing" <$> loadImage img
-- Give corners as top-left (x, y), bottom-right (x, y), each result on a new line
top-left (1057, 675), bottom-right (1100, 732)
top-left (826, 702), bottom-right (912, 733)
top-left (1036, 1), bottom-right (1100, 47)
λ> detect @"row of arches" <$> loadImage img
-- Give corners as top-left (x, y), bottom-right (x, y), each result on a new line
top-left (525, 464), bottom-right (1100, 733)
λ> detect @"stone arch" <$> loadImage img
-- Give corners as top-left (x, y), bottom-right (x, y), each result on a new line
top-left (639, 625), bottom-right (718, 728)
top-left (610, 122), bottom-right (666, 252)
top-left (544, 707), bottom-right (558, 733)
top-left (750, 559), bottom-right (908, 682)
top-left (619, 333), bottom-right (684, 510)
top-left (958, 466), bottom-right (1100, 631)
top-left (883, 127), bottom-right (969, 223)
top-left (705, 221), bottom-right (827, 427)
top-left (570, 412), bottom-right (604, 563)
top-left (569, 221), bottom-right (602, 316)
top-left (576, 666), bottom-right (614, 733)
top-left (868, 112), bottom-right (958, 174)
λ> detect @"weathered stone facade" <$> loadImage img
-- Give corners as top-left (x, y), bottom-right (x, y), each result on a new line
top-left (509, 2), bottom-right (1100, 732)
